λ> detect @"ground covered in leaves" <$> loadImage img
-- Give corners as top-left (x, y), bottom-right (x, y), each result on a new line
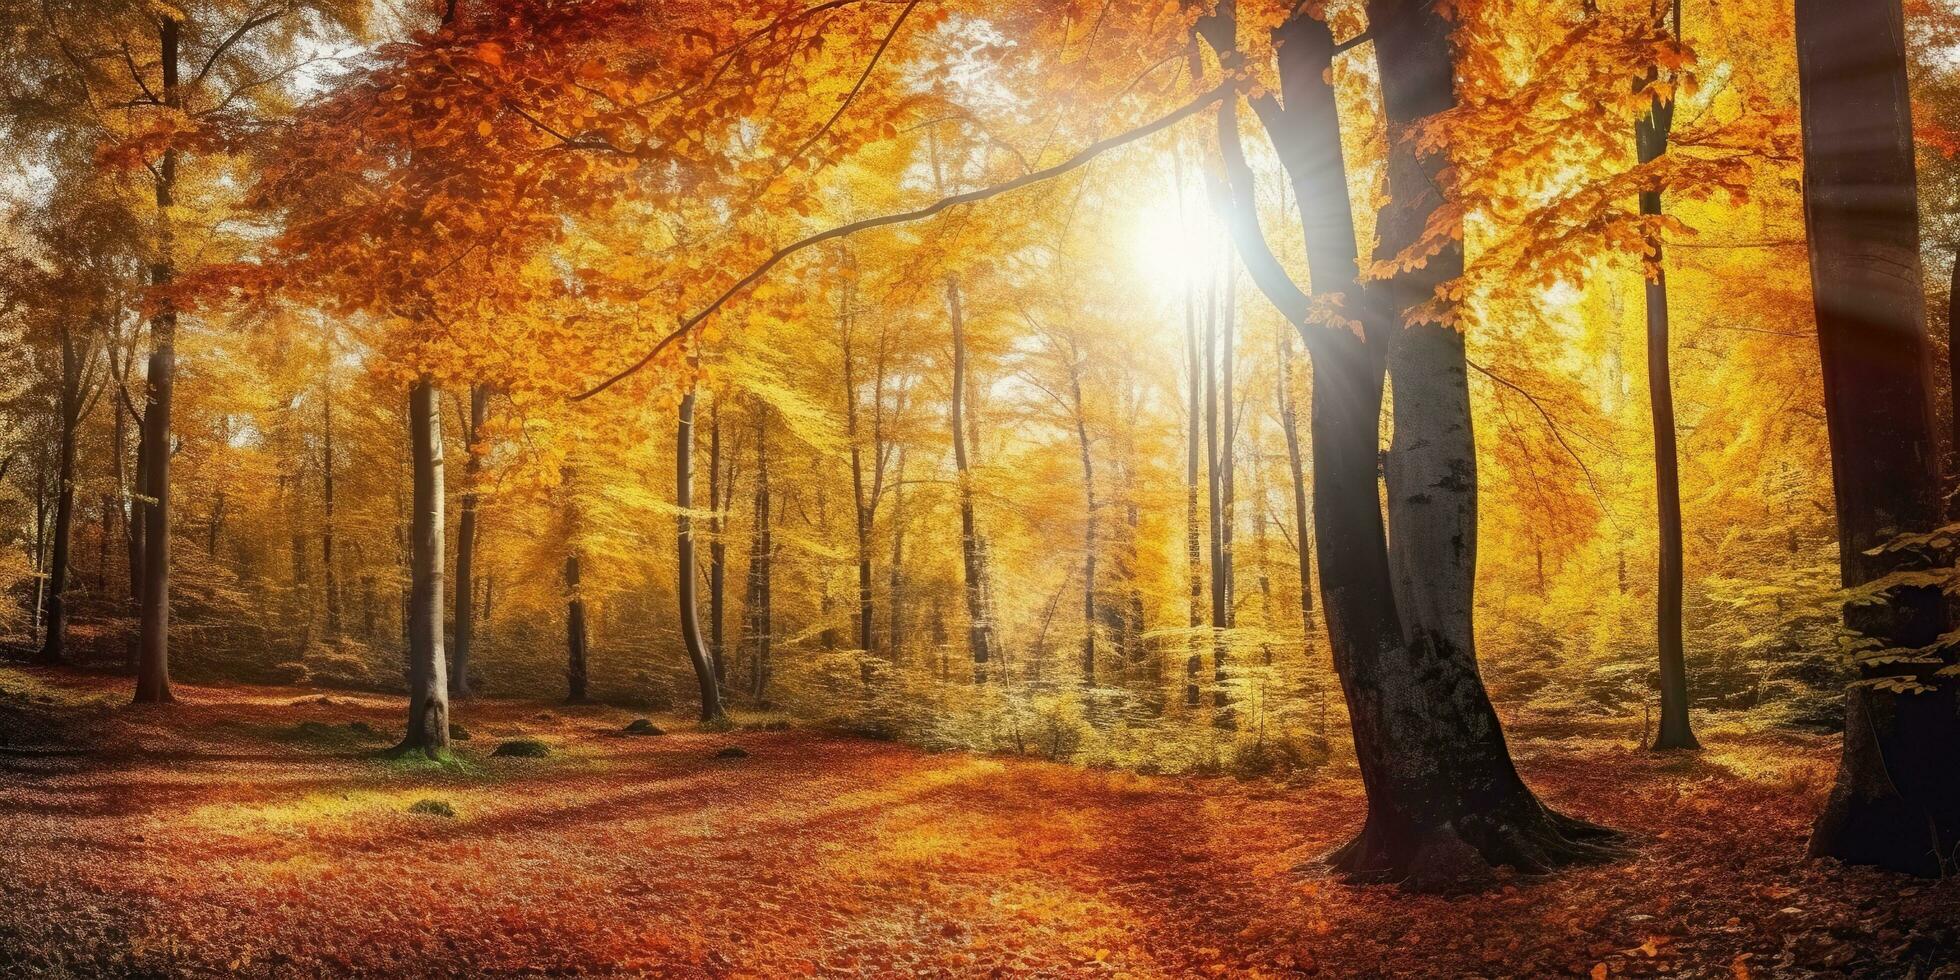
top-left (0, 667), bottom-right (1954, 978)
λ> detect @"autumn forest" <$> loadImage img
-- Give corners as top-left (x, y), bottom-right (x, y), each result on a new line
top-left (2, 0), bottom-right (1960, 975)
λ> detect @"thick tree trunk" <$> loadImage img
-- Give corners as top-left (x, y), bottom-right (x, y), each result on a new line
top-left (133, 14), bottom-right (179, 705)
top-left (947, 278), bottom-right (995, 681)
top-left (451, 384), bottom-right (486, 698)
top-left (1635, 24), bottom-right (1699, 750)
top-left (1203, 0), bottom-right (1616, 889)
top-left (678, 389), bottom-right (725, 722)
top-left (395, 376), bottom-right (450, 757)
top-left (1796, 0), bottom-right (1960, 877)
top-left (565, 553), bottom-right (588, 703)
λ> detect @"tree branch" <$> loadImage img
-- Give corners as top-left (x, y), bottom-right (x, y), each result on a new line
top-left (572, 82), bottom-right (1231, 401)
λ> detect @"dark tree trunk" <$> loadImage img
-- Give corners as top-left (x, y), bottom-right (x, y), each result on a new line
top-left (889, 446), bottom-right (908, 661)
top-left (1203, 0), bottom-right (1616, 890)
top-left (133, 14), bottom-right (179, 705)
top-left (395, 376), bottom-right (450, 757)
top-left (1949, 245), bottom-right (1960, 491)
top-left (947, 278), bottom-right (995, 681)
top-left (565, 553), bottom-right (588, 703)
top-left (451, 384), bottom-right (487, 698)
top-left (1637, 0), bottom-right (1698, 752)
top-left (1796, 0), bottom-right (1960, 877)
top-left (1216, 264), bottom-right (1236, 723)
top-left (38, 324), bottom-right (84, 665)
top-left (678, 389), bottom-right (725, 722)
top-left (1069, 342), bottom-right (1096, 685)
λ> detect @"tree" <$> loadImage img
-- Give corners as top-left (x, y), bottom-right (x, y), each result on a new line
top-left (395, 376), bottom-right (450, 758)
top-left (452, 384), bottom-right (489, 698)
top-left (677, 386), bottom-right (725, 722)
top-left (1796, 0), bottom-right (1960, 877)
top-left (1634, 0), bottom-right (1699, 753)
top-left (945, 276), bottom-right (996, 681)
top-left (1202, 0), bottom-right (1618, 890)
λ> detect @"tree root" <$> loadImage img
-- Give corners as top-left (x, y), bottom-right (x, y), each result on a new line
top-left (1322, 801), bottom-right (1627, 894)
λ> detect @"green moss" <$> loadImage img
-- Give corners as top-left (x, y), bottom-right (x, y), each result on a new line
top-left (492, 738), bottom-right (551, 758)
top-left (407, 798), bottom-right (456, 818)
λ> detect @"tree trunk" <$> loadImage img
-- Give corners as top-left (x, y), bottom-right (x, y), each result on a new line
top-left (1949, 245), bottom-right (1960, 493)
top-left (1635, 0), bottom-right (1697, 752)
top-left (947, 278), bottom-right (995, 681)
top-left (127, 404), bottom-right (145, 612)
top-left (708, 401), bottom-right (728, 685)
top-left (1202, 0), bottom-right (1617, 889)
top-left (1278, 333), bottom-right (1316, 640)
top-left (749, 403), bottom-right (773, 700)
top-left (565, 553), bottom-right (588, 703)
top-left (1216, 261), bottom-right (1236, 723)
top-left (395, 376), bottom-right (450, 757)
top-left (1796, 0), bottom-right (1960, 877)
top-left (889, 446), bottom-right (908, 661)
top-left (322, 367), bottom-right (342, 642)
top-left (678, 389), bottom-right (725, 722)
top-left (451, 384), bottom-right (486, 698)
top-left (37, 325), bottom-right (82, 665)
top-left (1069, 343), bottom-right (1096, 685)
top-left (1186, 262), bottom-right (1204, 708)
top-left (133, 13), bottom-right (179, 705)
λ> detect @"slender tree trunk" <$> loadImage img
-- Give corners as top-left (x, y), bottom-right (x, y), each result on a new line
top-left (1186, 263), bottom-right (1204, 708)
top-left (947, 278), bottom-right (995, 681)
top-left (133, 14), bottom-right (179, 705)
top-left (749, 403), bottom-right (773, 701)
top-left (1216, 261), bottom-right (1236, 722)
top-left (322, 370), bottom-right (341, 641)
top-left (38, 327), bottom-right (82, 665)
top-left (678, 389), bottom-right (725, 722)
top-left (1278, 333), bottom-right (1315, 639)
top-left (451, 384), bottom-right (486, 698)
top-left (889, 446), bottom-right (908, 661)
top-left (1636, 6), bottom-right (1698, 751)
top-left (565, 553), bottom-right (589, 703)
top-left (1797, 0), bottom-right (1960, 877)
top-left (127, 404), bottom-right (145, 612)
top-left (1949, 245), bottom-right (1960, 492)
top-left (395, 376), bottom-right (450, 757)
top-left (708, 402), bottom-right (728, 685)
top-left (1069, 344), bottom-right (1096, 685)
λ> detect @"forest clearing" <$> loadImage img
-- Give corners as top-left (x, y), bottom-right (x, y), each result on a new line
top-left (7, 0), bottom-right (1960, 974)
top-left (3, 666), bottom-right (1956, 978)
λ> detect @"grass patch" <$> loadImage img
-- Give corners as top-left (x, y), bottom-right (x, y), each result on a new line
top-left (407, 798), bottom-right (456, 818)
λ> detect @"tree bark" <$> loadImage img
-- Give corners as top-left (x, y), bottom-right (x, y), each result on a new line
top-left (1186, 259), bottom-right (1205, 708)
top-left (1068, 339), bottom-right (1096, 685)
top-left (1796, 0), bottom-right (1960, 877)
top-left (451, 384), bottom-right (487, 698)
top-left (749, 403), bottom-right (773, 700)
top-left (1635, 4), bottom-right (1699, 751)
top-left (1278, 332), bottom-right (1315, 640)
top-left (565, 552), bottom-right (589, 703)
top-left (395, 376), bottom-right (450, 757)
top-left (1216, 261), bottom-right (1236, 723)
top-left (133, 13), bottom-right (179, 705)
top-left (947, 277), bottom-right (995, 681)
top-left (1202, 0), bottom-right (1617, 890)
top-left (37, 322), bottom-right (85, 665)
top-left (678, 388), bottom-right (725, 722)
top-left (708, 401), bottom-right (729, 685)
top-left (322, 359), bottom-right (342, 641)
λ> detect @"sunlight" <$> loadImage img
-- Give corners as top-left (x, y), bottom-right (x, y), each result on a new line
top-left (1125, 187), bottom-right (1217, 307)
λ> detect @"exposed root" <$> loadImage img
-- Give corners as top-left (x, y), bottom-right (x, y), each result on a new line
top-left (1322, 802), bottom-right (1628, 894)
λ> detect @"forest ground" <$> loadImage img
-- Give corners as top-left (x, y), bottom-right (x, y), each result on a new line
top-left (0, 667), bottom-right (1955, 979)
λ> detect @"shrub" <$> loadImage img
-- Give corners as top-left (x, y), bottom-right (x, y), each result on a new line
top-left (407, 799), bottom-right (456, 818)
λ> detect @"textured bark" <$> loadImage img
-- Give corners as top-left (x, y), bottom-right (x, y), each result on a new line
top-left (395, 377), bottom-right (450, 758)
top-left (677, 389), bottom-right (725, 722)
top-left (322, 363), bottom-right (341, 641)
top-left (947, 278), bottom-right (995, 681)
top-left (889, 446), bottom-right (908, 661)
top-left (708, 402), bottom-right (729, 684)
top-left (133, 14), bottom-right (179, 706)
top-left (1796, 0), bottom-right (1960, 877)
top-left (1202, 0), bottom-right (1616, 889)
top-left (1950, 246), bottom-right (1960, 494)
top-left (450, 384), bottom-right (487, 698)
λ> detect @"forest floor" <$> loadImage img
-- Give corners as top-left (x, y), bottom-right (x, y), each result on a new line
top-left (0, 667), bottom-right (1955, 978)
